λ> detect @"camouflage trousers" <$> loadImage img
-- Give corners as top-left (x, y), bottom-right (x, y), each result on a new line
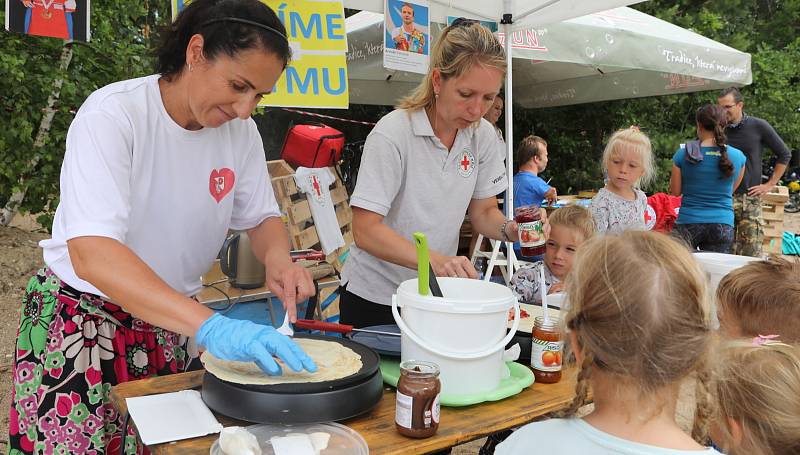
top-left (733, 194), bottom-right (764, 257)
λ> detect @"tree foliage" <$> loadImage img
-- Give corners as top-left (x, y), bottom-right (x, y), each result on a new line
top-left (535, 0), bottom-right (800, 194)
top-left (0, 0), bottom-right (797, 227)
top-left (0, 0), bottom-right (168, 228)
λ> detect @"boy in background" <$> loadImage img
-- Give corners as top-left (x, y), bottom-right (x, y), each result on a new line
top-left (716, 257), bottom-right (800, 342)
top-left (514, 135), bottom-right (557, 261)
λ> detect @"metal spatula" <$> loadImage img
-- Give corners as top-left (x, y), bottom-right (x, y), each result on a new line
top-left (277, 312), bottom-right (294, 336)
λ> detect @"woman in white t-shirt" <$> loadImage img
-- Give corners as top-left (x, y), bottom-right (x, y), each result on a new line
top-left (9, 1), bottom-right (316, 453)
top-left (340, 19), bottom-right (522, 328)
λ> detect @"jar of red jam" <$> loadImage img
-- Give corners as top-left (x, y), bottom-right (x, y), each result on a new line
top-left (395, 360), bottom-right (441, 438)
top-left (515, 205), bottom-right (546, 257)
top-left (530, 316), bottom-right (562, 383)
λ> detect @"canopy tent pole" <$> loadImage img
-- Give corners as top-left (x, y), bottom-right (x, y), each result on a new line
top-left (502, 0), bottom-right (517, 276)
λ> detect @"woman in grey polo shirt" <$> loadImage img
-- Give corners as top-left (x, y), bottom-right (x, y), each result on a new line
top-left (340, 19), bottom-right (518, 328)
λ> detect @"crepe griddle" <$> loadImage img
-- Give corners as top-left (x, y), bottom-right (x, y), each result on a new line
top-left (201, 334), bottom-right (383, 424)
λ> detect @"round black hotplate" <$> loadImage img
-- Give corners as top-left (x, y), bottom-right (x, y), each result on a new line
top-left (214, 334), bottom-right (380, 394)
top-left (201, 334), bottom-right (384, 423)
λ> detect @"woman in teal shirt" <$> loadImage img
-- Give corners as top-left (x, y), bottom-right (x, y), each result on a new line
top-left (670, 104), bottom-right (746, 253)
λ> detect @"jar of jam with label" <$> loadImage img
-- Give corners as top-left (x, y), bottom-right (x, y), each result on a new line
top-left (515, 206), bottom-right (546, 257)
top-left (395, 360), bottom-right (441, 438)
top-left (530, 316), bottom-right (562, 383)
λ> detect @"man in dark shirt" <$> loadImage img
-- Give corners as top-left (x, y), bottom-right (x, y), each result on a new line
top-left (718, 87), bottom-right (791, 257)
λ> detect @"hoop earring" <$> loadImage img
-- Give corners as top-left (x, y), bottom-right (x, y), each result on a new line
top-left (188, 63), bottom-right (193, 72)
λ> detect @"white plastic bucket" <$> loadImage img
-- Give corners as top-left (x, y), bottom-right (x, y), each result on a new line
top-left (694, 252), bottom-right (759, 294)
top-left (392, 278), bottom-right (519, 397)
top-left (694, 252), bottom-right (760, 328)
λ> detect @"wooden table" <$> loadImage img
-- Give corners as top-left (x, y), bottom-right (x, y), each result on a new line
top-left (110, 367), bottom-right (583, 454)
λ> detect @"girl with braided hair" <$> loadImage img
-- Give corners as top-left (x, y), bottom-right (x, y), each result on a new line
top-left (670, 104), bottom-right (746, 253)
top-left (496, 231), bottom-right (720, 454)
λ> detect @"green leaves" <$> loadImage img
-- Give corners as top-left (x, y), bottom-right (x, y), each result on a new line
top-left (0, 0), bottom-right (797, 225)
top-left (530, 0), bottom-right (800, 194)
top-left (0, 1), bottom-right (169, 230)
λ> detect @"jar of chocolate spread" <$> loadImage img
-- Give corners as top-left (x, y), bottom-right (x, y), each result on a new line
top-left (395, 360), bottom-right (441, 438)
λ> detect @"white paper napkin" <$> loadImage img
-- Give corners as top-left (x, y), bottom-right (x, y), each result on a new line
top-left (271, 434), bottom-right (316, 455)
top-left (125, 390), bottom-right (223, 445)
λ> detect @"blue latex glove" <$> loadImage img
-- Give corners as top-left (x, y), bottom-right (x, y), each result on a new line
top-left (196, 313), bottom-right (317, 375)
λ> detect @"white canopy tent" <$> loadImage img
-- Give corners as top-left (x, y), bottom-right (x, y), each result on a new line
top-left (343, 0), bottom-right (649, 274)
top-left (346, 8), bottom-right (752, 108)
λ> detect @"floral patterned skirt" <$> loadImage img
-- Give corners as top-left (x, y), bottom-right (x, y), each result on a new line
top-left (7, 268), bottom-right (203, 455)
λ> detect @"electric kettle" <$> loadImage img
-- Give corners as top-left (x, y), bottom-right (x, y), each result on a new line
top-left (219, 231), bottom-right (265, 289)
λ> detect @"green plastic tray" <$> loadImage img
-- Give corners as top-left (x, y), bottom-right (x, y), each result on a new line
top-left (379, 359), bottom-right (534, 407)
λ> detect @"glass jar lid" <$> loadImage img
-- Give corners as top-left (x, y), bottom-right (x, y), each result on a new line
top-left (533, 316), bottom-right (560, 330)
top-left (399, 360), bottom-right (440, 378)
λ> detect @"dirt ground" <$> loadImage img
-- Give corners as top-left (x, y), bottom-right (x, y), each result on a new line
top-left (0, 214), bottom-right (797, 454)
top-left (0, 215), bottom-right (50, 453)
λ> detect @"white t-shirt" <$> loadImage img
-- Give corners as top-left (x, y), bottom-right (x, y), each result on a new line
top-left (41, 75), bottom-right (280, 297)
top-left (496, 418), bottom-right (722, 455)
top-left (293, 167), bottom-right (345, 255)
top-left (341, 109), bottom-right (507, 305)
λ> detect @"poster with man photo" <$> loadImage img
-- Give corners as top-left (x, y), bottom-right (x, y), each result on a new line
top-left (5, 0), bottom-right (90, 41)
top-left (383, 0), bottom-right (429, 74)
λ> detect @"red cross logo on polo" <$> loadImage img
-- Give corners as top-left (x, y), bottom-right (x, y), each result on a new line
top-left (458, 148), bottom-right (475, 178)
top-left (209, 168), bottom-right (235, 203)
top-left (308, 174), bottom-right (326, 204)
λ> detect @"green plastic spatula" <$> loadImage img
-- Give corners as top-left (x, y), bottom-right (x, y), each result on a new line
top-left (413, 232), bottom-right (430, 296)
top-left (413, 232), bottom-right (444, 297)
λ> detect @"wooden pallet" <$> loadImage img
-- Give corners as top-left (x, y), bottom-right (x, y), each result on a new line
top-left (762, 186), bottom-right (789, 255)
top-left (268, 160), bottom-right (353, 272)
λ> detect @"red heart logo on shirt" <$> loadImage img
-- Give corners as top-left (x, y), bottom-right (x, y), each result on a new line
top-left (209, 168), bottom-right (235, 203)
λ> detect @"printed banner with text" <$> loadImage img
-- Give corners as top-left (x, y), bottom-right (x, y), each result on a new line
top-left (173, 0), bottom-right (349, 108)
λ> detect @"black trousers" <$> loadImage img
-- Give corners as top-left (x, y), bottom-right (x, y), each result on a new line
top-left (338, 286), bottom-right (397, 328)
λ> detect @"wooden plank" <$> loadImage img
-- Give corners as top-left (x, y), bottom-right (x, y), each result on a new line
top-left (763, 185), bottom-right (789, 204)
top-left (335, 204), bottom-right (352, 229)
top-left (764, 226), bottom-right (783, 238)
top-left (281, 177), bottom-right (299, 197)
top-left (288, 199), bottom-right (312, 226)
top-left (763, 210), bottom-right (784, 222)
top-left (298, 225), bottom-right (321, 249)
top-left (331, 186), bottom-right (348, 205)
top-left (267, 160), bottom-right (295, 178)
top-left (111, 367), bottom-right (585, 455)
top-left (762, 203), bottom-right (785, 215)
